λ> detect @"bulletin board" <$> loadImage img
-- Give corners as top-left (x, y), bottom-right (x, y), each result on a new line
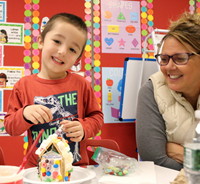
top-left (0, 0), bottom-right (191, 166)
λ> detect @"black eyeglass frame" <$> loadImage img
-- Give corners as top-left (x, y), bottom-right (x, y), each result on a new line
top-left (154, 52), bottom-right (197, 66)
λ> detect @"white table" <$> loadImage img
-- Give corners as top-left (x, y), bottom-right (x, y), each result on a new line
top-left (22, 162), bottom-right (179, 184)
top-left (83, 162), bottom-right (179, 184)
top-left (155, 165), bottom-right (179, 184)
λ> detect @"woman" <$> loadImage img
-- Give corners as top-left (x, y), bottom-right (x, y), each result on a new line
top-left (136, 12), bottom-right (200, 171)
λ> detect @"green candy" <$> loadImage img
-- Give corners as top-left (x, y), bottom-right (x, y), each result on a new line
top-left (114, 168), bottom-right (120, 173)
top-left (123, 169), bottom-right (128, 174)
top-left (45, 178), bottom-right (51, 182)
top-left (118, 172), bottom-right (123, 176)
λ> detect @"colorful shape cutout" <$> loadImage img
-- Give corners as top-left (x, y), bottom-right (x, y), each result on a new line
top-left (105, 38), bottom-right (114, 46)
top-left (117, 12), bottom-right (125, 20)
top-left (118, 38), bottom-right (126, 46)
top-left (125, 25), bottom-right (136, 33)
top-left (107, 25), bottom-right (119, 33)
top-left (132, 38), bottom-right (139, 47)
top-left (104, 11), bottom-right (112, 19)
top-left (130, 12), bottom-right (138, 21)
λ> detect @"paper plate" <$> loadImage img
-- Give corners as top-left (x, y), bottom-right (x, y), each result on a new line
top-left (23, 166), bottom-right (96, 184)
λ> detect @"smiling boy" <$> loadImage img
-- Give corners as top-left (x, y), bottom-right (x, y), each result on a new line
top-left (4, 13), bottom-right (104, 168)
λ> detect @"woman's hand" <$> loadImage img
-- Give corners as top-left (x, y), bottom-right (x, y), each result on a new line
top-left (60, 120), bottom-right (84, 142)
top-left (23, 105), bottom-right (53, 124)
top-left (166, 142), bottom-right (184, 164)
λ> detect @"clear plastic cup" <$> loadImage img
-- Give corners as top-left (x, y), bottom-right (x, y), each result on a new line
top-left (0, 166), bottom-right (23, 184)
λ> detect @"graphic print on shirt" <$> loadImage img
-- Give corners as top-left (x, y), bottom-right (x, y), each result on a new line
top-left (30, 90), bottom-right (81, 163)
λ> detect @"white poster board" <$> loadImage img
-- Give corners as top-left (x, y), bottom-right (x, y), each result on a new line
top-left (119, 57), bottom-right (158, 121)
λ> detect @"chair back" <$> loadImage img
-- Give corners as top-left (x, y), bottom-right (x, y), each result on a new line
top-left (85, 139), bottom-right (120, 165)
top-left (0, 147), bottom-right (5, 165)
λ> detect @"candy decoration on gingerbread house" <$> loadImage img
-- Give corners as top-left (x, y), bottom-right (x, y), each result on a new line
top-left (35, 130), bottom-right (73, 182)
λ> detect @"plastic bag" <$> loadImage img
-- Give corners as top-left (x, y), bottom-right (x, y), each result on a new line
top-left (91, 147), bottom-right (138, 176)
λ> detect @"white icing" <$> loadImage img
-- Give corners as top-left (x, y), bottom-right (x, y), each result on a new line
top-left (35, 145), bottom-right (46, 156)
top-left (42, 140), bottom-right (49, 145)
top-left (65, 152), bottom-right (73, 163)
top-left (62, 150), bottom-right (68, 158)
top-left (65, 162), bottom-right (73, 171)
top-left (57, 141), bottom-right (65, 150)
top-left (48, 134), bottom-right (58, 140)
top-left (62, 146), bottom-right (70, 152)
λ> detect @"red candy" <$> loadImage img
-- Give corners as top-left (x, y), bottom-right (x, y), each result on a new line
top-left (42, 172), bottom-right (46, 177)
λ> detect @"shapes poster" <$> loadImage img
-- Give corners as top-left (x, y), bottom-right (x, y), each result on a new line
top-left (102, 67), bottom-right (123, 123)
top-left (101, 0), bottom-right (141, 54)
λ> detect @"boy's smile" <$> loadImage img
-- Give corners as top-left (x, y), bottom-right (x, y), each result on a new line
top-left (52, 56), bottom-right (64, 65)
top-left (37, 21), bottom-right (86, 80)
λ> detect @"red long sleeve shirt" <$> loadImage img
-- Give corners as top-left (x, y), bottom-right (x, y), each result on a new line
top-left (4, 72), bottom-right (104, 168)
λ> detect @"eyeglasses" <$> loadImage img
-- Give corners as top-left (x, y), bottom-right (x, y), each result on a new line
top-left (155, 53), bottom-right (196, 66)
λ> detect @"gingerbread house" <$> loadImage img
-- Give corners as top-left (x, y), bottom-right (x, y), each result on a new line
top-left (35, 134), bottom-right (73, 182)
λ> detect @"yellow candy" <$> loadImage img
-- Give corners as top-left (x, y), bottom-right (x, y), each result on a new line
top-left (65, 171), bottom-right (69, 176)
top-left (41, 168), bottom-right (46, 173)
top-left (64, 142), bottom-right (68, 147)
top-left (57, 175), bottom-right (62, 180)
top-left (53, 138), bottom-right (60, 143)
top-left (56, 139), bottom-right (60, 143)
top-left (55, 160), bottom-right (60, 165)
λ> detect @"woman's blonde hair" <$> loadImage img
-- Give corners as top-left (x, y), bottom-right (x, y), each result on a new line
top-left (159, 12), bottom-right (200, 54)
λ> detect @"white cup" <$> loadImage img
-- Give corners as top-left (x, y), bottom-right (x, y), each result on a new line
top-left (0, 166), bottom-right (24, 184)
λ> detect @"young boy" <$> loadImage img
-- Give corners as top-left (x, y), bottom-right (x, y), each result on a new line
top-left (4, 13), bottom-right (104, 168)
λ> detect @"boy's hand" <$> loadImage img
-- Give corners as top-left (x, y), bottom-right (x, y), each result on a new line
top-left (60, 120), bottom-right (84, 142)
top-left (23, 105), bottom-right (53, 125)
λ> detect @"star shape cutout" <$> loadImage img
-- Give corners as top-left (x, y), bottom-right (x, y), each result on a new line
top-left (118, 38), bottom-right (126, 46)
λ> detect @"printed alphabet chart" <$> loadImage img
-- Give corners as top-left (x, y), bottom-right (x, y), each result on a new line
top-left (101, 0), bottom-right (141, 54)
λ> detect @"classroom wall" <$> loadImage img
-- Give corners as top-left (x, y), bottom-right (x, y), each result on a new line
top-left (0, 0), bottom-right (190, 166)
